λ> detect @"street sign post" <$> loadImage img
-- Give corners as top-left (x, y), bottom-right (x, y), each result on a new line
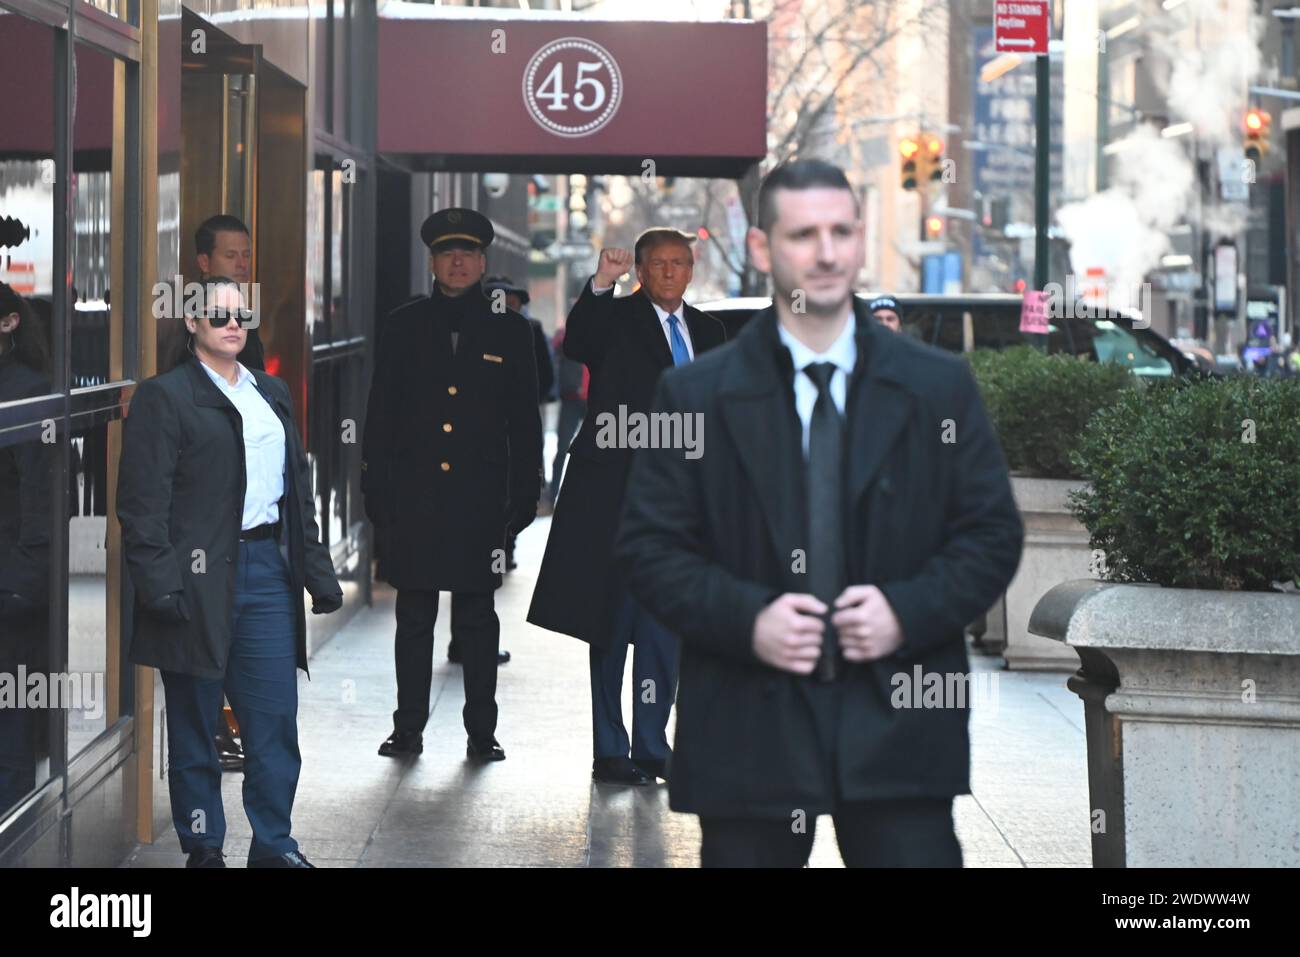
top-left (994, 0), bottom-right (1050, 55)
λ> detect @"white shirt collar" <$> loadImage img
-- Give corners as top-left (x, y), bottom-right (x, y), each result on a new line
top-left (198, 357), bottom-right (255, 390)
top-left (776, 311), bottom-right (857, 375)
top-left (648, 298), bottom-right (688, 325)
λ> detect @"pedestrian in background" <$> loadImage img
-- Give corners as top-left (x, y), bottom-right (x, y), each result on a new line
top-left (868, 295), bottom-right (903, 332)
top-left (542, 322), bottom-right (589, 513)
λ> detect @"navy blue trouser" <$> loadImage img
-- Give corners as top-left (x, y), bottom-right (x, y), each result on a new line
top-left (160, 538), bottom-right (301, 861)
top-left (590, 592), bottom-right (677, 761)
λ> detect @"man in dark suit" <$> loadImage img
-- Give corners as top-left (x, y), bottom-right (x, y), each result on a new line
top-left (529, 229), bottom-right (726, 786)
top-left (363, 208), bottom-right (542, 763)
top-left (194, 214), bottom-right (264, 373)
top-left (194, 213), bottom-right (259, 773)
top-left (615, 160), bottom-right (1024, 865)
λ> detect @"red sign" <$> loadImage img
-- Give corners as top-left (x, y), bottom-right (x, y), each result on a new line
top-left (1019, 290), bottom-right (1050, 334)
top-left (994, 1), bottom-right (1050, 56)
top-left (378, 12), bottom-right (767, 177)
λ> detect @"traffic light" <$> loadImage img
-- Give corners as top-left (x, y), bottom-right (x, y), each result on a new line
top-left (900, 137), bottom-right (920, 191)
top-left (919, 134), bottom-right (945, 184)
top-left (1244, 108), bottom-right (1271, 163)
top-left (925, 215), bottom-right (944, 238)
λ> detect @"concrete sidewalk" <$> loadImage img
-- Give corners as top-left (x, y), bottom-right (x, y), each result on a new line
top-left (123, 517), bottom-right (1092, 868)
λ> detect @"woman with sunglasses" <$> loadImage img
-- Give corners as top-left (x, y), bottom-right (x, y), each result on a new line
top-left (118, 278), bottom-right (342, 868)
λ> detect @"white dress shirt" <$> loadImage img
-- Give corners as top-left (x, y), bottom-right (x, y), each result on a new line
top-left (776, 313), bottom-right (858, 457)
top-left (198, 359), bottom-right (286, 529)
top-left (591, 278), bottom-right (694, 361)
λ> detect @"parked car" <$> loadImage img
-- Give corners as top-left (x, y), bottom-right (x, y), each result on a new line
top-left (695, 293), bottom-right (1204, 379)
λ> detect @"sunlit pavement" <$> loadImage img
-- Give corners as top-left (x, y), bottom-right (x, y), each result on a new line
top-left (123, 517), bottom-right (1091, 868)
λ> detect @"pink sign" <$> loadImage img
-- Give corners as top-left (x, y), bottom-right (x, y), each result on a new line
top-left (1019, 290), bottom-right (1050, 334)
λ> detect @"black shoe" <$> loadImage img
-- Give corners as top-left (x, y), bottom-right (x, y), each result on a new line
top-left (447, 645), bottom-right (511, 665)
top-left (592, 757), bottom-right (653, 786)
top-left (215, 728), bottom-right (244, 774)
top-left (378, 730), bottom-right (423, 757)
top-left (633, 757), bottom-right (670, 782)
top-left (466, 736), bottom-right (506, 762)
top-left (185, 847), bottom-right (226, 869)
top-left (248, 849), bottom-right (314, 869)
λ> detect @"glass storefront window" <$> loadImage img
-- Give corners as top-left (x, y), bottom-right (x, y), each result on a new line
top-left (82, 1), bottom-right (130, 24)
top-left (0, 7), bottom-right (59, 823)
top-left (67, 38), bottom-right (129, 751)
top-left (331, 168), bottom-right (348, 340)
top-left (308, 167), bottom-right (327, 344)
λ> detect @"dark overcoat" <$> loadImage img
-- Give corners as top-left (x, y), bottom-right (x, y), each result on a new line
top-left (361, 287), bottom-right (542, 593)
top-left (527, 280), bottom-right (725, 647)
top-left (117, 357), bottom-right (341, 680)
top-left (615, 304), bottom-right (1024, 818)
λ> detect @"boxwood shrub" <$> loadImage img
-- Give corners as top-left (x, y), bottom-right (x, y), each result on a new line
top-left (1067, 376), bottom-right (1300, 591)
top-left (968, 346), bottom-right (1136, 479)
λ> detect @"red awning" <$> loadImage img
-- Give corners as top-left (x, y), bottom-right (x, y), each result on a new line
top-left (378, 7), bottom-right (767, 179)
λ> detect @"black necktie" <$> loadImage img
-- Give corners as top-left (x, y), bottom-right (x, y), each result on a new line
top-left (804, 362), bottom-right (846, 682)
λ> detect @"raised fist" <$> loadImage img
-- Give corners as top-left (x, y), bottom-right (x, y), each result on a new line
top-left (595, 248), bottom-right (634, 288)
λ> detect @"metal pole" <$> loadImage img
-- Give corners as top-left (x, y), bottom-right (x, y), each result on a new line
top-left (1034, 52), bottom-right (1050, 291)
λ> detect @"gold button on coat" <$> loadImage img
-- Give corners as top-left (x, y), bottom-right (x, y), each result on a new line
top-left (440, 462), bottom-right (451, 472)
top-left (443, 423), bottom-right (453, 432)
top-left (448, 386), bottom-right (458, 395)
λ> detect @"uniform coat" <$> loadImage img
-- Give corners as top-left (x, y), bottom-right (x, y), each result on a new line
top-left (615, 305), bottom-right (1024, 818)
top-left (527, 280), bottom-right (726, 648)
top-left (361, 286), bottom-right (543, 593)
top-left (117, 357), bottom-right (341, 681)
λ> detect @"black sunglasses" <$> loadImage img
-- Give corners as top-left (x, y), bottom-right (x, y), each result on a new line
top-left (200, 306), bottom-right (254, 327)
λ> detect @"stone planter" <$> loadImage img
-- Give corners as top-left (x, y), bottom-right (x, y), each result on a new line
top-left (1001, 476), bottom-right (1089, 671)
top-left (1030, 579), bottom-right (1300, 867)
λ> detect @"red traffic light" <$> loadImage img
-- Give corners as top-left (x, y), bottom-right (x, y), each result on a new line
top-left (1244, 108), bottom-right (1271, 162)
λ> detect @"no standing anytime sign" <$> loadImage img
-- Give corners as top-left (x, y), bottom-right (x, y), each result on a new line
top-left (994, 0), bottom-right (1051, 56)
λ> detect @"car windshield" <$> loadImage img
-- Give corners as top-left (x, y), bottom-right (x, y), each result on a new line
top-left (1071, 319), bottom-right (1174, 377)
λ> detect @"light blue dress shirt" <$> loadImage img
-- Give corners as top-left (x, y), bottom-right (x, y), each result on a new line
top-left (198, 359), bottom-right (286, 530)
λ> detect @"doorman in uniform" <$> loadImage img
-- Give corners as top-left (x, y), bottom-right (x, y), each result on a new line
top-left (363, 208), bottom-right (543, 762)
